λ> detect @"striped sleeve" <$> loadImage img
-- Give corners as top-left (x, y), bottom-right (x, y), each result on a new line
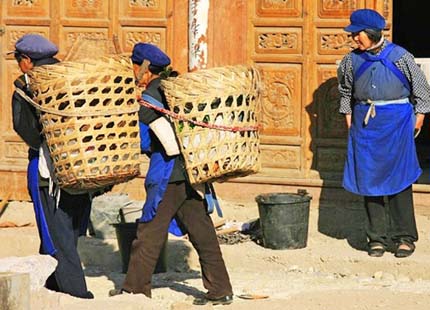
top-left (337, 53), bottom-right (354, 114)
top-left (396, 51), bottom-right (430, 114)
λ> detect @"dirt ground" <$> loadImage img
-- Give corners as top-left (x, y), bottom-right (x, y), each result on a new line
top-left (1, 194), bottom-right (430, 310)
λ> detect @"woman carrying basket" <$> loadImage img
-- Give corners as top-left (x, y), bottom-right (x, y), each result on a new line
top-left (338, 9), bottom-right (430, 258)
top-left (109, 43), bottom-right (234, 306)
top-left (10, 34), bottom-right (94, 298)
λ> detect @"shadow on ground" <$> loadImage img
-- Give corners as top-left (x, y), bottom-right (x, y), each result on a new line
top-left (317, 200), bottom-right (368, 251)
top-left (79, 234), bottom-right (205, 296)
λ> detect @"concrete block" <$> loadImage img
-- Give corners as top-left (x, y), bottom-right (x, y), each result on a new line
top-left (0, 272), bottom-right (30, 310)
top-left (0, 255), bottom-right (57, 290)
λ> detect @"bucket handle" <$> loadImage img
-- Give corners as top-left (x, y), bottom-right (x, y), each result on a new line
top-left (118, 203), bottom-right (143, 223)
top-left (297, 189), bottom-right (312, 199)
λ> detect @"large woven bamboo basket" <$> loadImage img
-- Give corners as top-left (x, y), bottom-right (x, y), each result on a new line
top-left (160, 65), bottom-right (261, 185)
top-left (28, 55), bottom-right (141, 190)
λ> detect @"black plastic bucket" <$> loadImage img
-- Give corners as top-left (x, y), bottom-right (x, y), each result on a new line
top-left (255, 191), bottom-right (311, 250)
top-left (112, 222), bottom-right (167, 274)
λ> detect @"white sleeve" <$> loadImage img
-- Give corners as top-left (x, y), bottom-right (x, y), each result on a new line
top-left (149, 117), bottom-right (181, 156)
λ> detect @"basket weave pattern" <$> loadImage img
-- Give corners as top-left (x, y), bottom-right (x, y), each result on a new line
top-left (28, 56), bottom-right (141, 190)
top-left (64, 36), bottom-right (121, 61)
top-left (160, 65), bottom-right (261, 185)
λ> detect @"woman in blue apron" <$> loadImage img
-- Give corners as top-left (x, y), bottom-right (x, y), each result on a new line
top-left (338, 9), bottom-right (430, 258)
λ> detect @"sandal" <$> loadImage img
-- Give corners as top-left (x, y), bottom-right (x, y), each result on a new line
top-left (395, 241), bottom-right (415, 258)
top-left (368, 242), bottom-right (386, 257)
top-left (193, 294), bottom-right (233, 306)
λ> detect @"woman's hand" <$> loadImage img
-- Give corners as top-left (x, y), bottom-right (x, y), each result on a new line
top-left (345, 114), bottom-right (352, 129)
top-left (415, 113), bottom-right (425, 129)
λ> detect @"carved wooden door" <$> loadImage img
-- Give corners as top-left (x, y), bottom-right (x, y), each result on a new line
top-left (0, 0), bottom-right (187, 200)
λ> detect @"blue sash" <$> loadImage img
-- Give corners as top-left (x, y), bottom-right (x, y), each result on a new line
top-left (205, 182), bottom-right (223, 217)
top-left (28, 153), bottom-right (56, 255)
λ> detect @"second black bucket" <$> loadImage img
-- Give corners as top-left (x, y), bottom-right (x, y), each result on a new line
top-left (112, 222), bottom-right (167, 274)
top-left (255, 191), bottom-right (311, 250)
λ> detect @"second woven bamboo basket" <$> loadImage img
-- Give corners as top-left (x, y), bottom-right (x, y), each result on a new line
top-left (160, 65), bottom-right (262, 185)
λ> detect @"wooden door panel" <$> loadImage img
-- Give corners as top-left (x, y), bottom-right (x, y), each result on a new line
top-left (317, 0), bottom-right (363, 18)
top-left (254, 27), bottom-right (302, 56)
top-left (260, 144), bottom-right (301, 170)
top-left (119, 0), bottom-right (168, 19)
top-left (255, 0), bottom-right (302, 18)
top-left (5, 0), bottom-right (50, 20)
top-left (120, 27), bottom-right (167, 53)
top-left (317, 29), bottom-right (354, 57)
top-left (257, 63), bottom-right (302, 137)
top-left (248, 0), bottom-right (306, 174)
top-left (62, 1), bottom-right (110, 20)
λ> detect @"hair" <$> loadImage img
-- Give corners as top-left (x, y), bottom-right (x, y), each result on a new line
top-left (132, 61), bottom-right (168, 75)
top-left (148, 64), bottom-right (165, 75)
top-left (159, 66), bottom-right (179, 79)
top-left (14, 51), bottom-right (30, 63)
top-left (364, 28), bottom-right (383, 43)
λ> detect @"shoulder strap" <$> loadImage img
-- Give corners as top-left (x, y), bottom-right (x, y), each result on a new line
top-left (141, 93), bottom-right (165, 109)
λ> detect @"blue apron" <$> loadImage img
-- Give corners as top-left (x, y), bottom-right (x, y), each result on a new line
top-left (343, 43), bottom-right (422, 196)
top-left (344, 103), bottom-right (421, 196)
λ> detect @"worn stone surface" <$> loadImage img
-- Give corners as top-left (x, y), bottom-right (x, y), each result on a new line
top-left (90, 193), bottom-right (143, 239)
top-left (0, 272), bottom-right (30, 310)
top-left (2, 199), bottom-right (430, 309)
top-left (0, 255), bottom-right (56, 290)
top-left (0, 201), bottom-right (36, 227)
top-left (0, 226), bottom-right (39, 258)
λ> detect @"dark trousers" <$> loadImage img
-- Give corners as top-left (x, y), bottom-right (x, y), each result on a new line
top-left (39, 188), bottom-right (91, 298)
top-left (364, 185), bottom-right (418, 246)
top-left (123, 182), bottom-right (233, 298)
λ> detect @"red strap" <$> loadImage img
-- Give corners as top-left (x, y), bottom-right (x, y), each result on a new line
top-left (139, 99), bottom-right (259, 132)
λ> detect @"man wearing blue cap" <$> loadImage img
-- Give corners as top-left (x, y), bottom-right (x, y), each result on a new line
top-left (11, 34), bottom-right (94, 298)
top-left (338, 9), bottom-right (430, 258)
top-left (109, 43), bottom-right (233, 306)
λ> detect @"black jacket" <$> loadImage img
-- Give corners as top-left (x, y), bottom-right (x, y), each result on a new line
top-left (12, 57), bottom-right (60, 150)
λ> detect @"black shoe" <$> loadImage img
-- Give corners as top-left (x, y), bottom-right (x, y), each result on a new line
top-left (395, 241), bottom-right (415, 258)
top-left (193, 294), bottom-right (233, 306)
top-left (368, 242), bottom-right (386, 257)
top-left (83, 291), bottom-right (94, 299)
top-left (109, 288), bottom-right (130, 297)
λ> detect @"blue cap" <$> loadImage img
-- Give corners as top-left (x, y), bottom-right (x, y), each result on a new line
top-left (344, 9), bottom-right (386, 32)
top-left (131, 43), bottom-right (170, 67)
top-left (14, 34), bottom-right (58, 60)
